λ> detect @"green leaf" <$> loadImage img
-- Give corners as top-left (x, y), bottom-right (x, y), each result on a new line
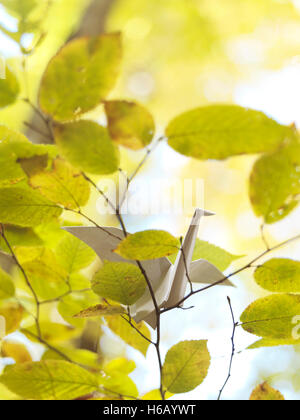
top-left (168, 238), bottom-right (242, 270)
top-left (104, 100), bottom-right (155, 150)
top-left (0, 187), bottom-right (62, 227)
top-left (250, 139), bottom-right (300, 224)
top-left (115, 230), bottom-right (179, 260)
top-left (101, 357), bottom-right (138, 399)
top-left (55, 234), bottom-right (96, 274)
top-left (0, 303), bottom-right (23, 335)
top-left (0, 226), bottom-right (43, 252)
top-left (248, 337), bottom-right (300, 349)
top-left (0, 126), bottom-right (57, 186)
top-left (254, 258), bottom-right (300, 293)
top-left (240, 294), bottom-right (300, 340)
top-left (166, 105), bottom-right (293, 160)
top-left (0, 360), bottom-right (99, 400)
top-left (100, 373), bottom-right (138, 400)
top-left (0, 268), bottom-right (15, 300)
top-left (68, 273), bottom-right (91, 291)
top-left (42, 347), bottom-right (101, 369)
top-left (0, 129), bottom-right (26, 184)
top-left (17, 247), bottom-right (69, 300)
top-left (92, 261), bottom-right (146, 305)
top-left (15, 246), bottom-right (48, 264)
top-left (106, 316), bottom-right (151, 357)
top-left (1, 0), bottom-right (38, 18)
top-left (74, 303), bottom-right (125, 318)
top-left (0, 383), bottom-right (20, 400)
top-left (104, 358), bottom-right (136, 376)
top-left (39, 33), bottom-right (122, 122)
top-left (250, 382), bottom-right (284, 401)
top-left (23, 322), bottom-right (79, 344)
top-left (22, 247), bottom-right (67, 283)
top-left (54, 120), bottom-right (120, 175)
top-left (142, 389), bottom-right (173, 400)
top-left (29, 158), bottom-right (91, 209)
top-left (162, 340), bottom-right (210, 394)
top-left (58, 291), bottom-right (100, 327)
top-left (0, 67), bottom-right (20, 108)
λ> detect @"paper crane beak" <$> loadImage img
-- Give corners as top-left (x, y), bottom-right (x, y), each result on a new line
top-left (191, 208), bottom-right (215, 225)
top-left (195, 208), bottom-right (216, 217)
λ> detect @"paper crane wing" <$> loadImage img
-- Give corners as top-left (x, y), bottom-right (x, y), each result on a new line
top-left (62, 226), bottom-right (127, 263)
top-left (189, 259), bottom-right (235, 287)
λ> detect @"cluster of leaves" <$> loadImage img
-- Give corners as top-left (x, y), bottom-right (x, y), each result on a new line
top-left (0, 21), bottom-right (298, 400)
top-left (166, 105), bottom-right (300, 224)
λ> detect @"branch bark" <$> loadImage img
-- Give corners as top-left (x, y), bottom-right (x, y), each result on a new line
top-left (69, 0), bottom-right (117, 40)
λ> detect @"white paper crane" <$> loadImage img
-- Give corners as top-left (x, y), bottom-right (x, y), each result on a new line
top-left (63, 209), bottom-right (234, 329)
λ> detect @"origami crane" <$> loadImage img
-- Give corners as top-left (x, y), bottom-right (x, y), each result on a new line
top-left (63, 209), bottom-right (233, 329)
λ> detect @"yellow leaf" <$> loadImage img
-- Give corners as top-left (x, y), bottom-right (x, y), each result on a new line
top-left (2, 340), bottom-right (32, 363)
top-left (106, 316), bottom-right (151, 357)
top-left (105, 100), bottom-right (155, 150)
top-left (0, 303), bottom-right (23, 335)
top-left (250, 382), bottom-right (285, 400)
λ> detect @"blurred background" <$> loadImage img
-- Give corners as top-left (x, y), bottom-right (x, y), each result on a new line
top-left (1, 0), bottom-right (300, 400)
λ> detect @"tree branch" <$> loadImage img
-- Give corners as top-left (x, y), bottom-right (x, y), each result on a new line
top-left (69, 0), bottom-right (117, 39)
top-left (218, 297), bottom-right (237, 400)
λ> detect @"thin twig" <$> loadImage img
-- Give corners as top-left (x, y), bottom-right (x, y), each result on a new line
top-left (21, 329), bottom-right (76, 364)
top-left (82, 173), bottom-right (116, 212)
top-left (118, 137), bottom-right (164, 210)
top-left (118, 168), bottom-right (130, 187)
top-left (23, 98), bottom-right (50, 127)
top-left (0, 225), bottom-right (41, 338)
top-left (23, 98), bottom-right (55, 142)
top-left (260, 224), bottom-right (270, 251)
top-left (218, 297), bottom-right (237, 400)
top-left (39, 288), bottom-right (91, 305)
top-left (121, 314), bottom-right (155, 345)
top-left (64, 208), bottom-right (122, 240)
top-left (101, 387), bottom-right (141, 401)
